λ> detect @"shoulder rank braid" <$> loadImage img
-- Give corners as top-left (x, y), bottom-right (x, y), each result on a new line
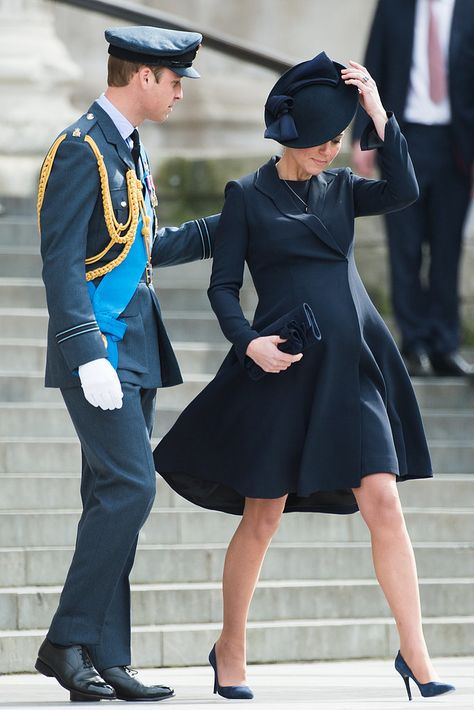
top-left (37, 133), bottom-right (152, 282)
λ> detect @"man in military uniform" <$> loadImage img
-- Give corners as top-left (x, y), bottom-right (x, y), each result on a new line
top-left (35, 26), bottom-right (218, 702)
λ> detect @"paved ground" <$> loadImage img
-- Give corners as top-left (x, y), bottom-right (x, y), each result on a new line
top-left (0, 657), bottom-right (473, 709)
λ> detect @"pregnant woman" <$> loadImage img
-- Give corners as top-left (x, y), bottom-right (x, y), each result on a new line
top-left (154, 52), bottom-right (454, 702)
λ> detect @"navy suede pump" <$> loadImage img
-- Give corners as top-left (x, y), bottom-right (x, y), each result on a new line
top-left (395, 651), bottom-right (455, 701)
top-left (208, 645), bottom-right (254, 700)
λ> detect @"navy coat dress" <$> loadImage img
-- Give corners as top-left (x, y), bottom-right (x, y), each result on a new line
top-left (153, 114), bottom-right (433, 515)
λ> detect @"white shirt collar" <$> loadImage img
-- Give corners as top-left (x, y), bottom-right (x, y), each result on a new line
top-left (95, 93), bottom-right (135, 142)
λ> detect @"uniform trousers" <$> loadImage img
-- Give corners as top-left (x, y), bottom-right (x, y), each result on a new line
top-left (384, 123), bottom-right (471, 355)
top-left (47, 382), bottom-right (157, 671)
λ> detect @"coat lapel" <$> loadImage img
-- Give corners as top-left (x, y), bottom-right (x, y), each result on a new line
top-left (90, 102), bottom-right (135, 170)
top-left (255, 157), bottom-right (345, 256)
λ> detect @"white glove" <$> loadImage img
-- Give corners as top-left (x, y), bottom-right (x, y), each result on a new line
top-left (78, 358), bottom-right (123, 410)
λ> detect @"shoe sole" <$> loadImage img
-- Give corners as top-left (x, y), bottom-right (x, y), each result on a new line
top-left (115, 690), bottom-right (175, 702)
top-left (35, 657), bottom-right (116, 701)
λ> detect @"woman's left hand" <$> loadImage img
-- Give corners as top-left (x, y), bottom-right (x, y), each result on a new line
top-left (341, 60), bottom-right (388, 140)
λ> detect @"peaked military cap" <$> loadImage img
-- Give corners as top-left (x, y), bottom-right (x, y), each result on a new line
top-left (264, 51), bottom-right (358, 148)
top-left (105, 26), bottom-right (202, 78)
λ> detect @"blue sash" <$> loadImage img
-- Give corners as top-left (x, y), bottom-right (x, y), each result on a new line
top-left (88, 170), bottom-right (154, 369)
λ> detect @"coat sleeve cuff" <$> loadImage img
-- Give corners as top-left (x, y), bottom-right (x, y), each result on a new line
top-left (56, 322), bottom-right (108, 371)
top-left (234, 329), bottom-right (261, 365)
top-left (360, 111), bottom-right (394, 151)
top-left (195, 214), bottom-right (220, 259)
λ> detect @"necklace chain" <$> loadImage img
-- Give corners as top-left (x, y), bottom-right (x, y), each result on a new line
top-left (282, 180), bottom-right (309, 212)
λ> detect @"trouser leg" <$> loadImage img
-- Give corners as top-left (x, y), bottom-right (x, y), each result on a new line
top-left (88, 387), bottom-right (157, 670)
top-left (426, 157), bottom-right (471, 354)
top-left (385, 198), bottom-right (430, 353)
top-left (48, 383), bottom-right (157, 651)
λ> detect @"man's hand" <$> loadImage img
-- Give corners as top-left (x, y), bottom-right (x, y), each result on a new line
top-left (246, 336), bottom-right (303, 374)
top-left (351, 142), bottom-right (376, 177)
top-left (78, 358), bottom-right (123, 410)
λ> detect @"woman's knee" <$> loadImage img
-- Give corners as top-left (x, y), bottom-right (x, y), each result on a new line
top-left (242, 497), bottom-right (285, 542)
top-left (354, 475), bottom-right (404, 531)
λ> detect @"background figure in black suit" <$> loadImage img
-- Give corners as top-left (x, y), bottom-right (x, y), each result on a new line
top-left (352, 0), bottom-right (474, 377)
top-left (35, 26), bottom-right (217, 702)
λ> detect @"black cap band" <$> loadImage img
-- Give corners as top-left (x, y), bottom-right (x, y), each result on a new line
top-left (108, 44), bottom-right (198, 68)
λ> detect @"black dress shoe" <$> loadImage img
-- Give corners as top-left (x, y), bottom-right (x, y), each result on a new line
top-left (429, 352), bottom-right (474, 377)
top-left (402, 349), bottom-right (432, 377)
top-left (101, 666), bottom-right (174, 702)
top-left (35, 639), bottom-right (116, 702)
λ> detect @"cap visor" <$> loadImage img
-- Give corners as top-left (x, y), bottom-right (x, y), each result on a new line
top-left (172, 66), bottom-right (200, 78)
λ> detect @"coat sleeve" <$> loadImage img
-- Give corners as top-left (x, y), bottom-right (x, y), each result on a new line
top-left (151, 214), bottom-right (220, 267)
top-left (352, 113), bottom-right (419, 217)
top-left (207, 181), bottom-right (260, 364)
top-left (39, 138), bottom-right (108, 372)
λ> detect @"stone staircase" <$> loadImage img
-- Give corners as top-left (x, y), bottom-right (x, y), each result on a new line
top-left (1, 216), bottom-right (474, 674)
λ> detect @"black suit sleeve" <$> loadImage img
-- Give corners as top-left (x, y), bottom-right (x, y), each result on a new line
top-left (208, 182), bottom-right (259, 364)
top-left (352, 114), bottom-right (419, 216)
top-left (352, 0), bottom-right (388, 141)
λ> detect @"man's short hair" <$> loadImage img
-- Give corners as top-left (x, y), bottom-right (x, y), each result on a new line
top-left (107, 55), bottom-right (164, 87)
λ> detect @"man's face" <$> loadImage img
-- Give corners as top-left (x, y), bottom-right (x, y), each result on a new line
top-left (141, 67), bottom-right (184, 123)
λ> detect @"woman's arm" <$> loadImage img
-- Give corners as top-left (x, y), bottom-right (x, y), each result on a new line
top-left (341, 60), bottom-right (419, 216)
top-left (207, 181), bottom-right (260, 364)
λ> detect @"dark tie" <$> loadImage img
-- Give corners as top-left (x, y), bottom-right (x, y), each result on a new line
top-left (130, 129), bottom-right (141, 174)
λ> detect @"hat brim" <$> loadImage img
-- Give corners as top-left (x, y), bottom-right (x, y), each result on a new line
top-left (264, 57), bottom-right (359, 148)
top-left (170, 65), bottom-right (200, 79)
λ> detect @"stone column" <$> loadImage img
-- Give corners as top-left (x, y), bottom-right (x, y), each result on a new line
top-left (0, 0), bottom-right (80, 197)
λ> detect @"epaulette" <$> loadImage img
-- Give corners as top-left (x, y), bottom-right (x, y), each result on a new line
top-left (37, 111), bottom-right (99, 227)
top-left (63, 110), bottom-right (99, 141)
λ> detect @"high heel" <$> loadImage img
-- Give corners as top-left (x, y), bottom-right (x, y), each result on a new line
top-left (394, 651), bottom-right (455, 701)
top-left (208, 644), bottom-right (254, 700)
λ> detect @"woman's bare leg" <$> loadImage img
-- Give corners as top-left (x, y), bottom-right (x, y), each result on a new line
top-left (352, 473), bottom-right (438, 682)
top-left (215, 495), bottom-right (287, 686)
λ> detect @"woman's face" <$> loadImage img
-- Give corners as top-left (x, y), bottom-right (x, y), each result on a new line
top-left (287, 133), bottom-right (344, 175)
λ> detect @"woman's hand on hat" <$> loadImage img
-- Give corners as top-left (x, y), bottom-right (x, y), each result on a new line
top-left (341, 61), bottom-right (388, 139)
top-left (246, 336), bottom-right (303, 374)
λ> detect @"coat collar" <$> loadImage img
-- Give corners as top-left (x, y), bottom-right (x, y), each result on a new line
top-left (254, 156), bottom-right (345, 256)
top-left (89, 101), bottom-right (135, 170)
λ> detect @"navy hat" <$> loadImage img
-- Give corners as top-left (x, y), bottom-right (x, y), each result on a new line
top-left (105, 26), bottom-right (202, 78)
top-left (264, 51), bottom-right (358, 148)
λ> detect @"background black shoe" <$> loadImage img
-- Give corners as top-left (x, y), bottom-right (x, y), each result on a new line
top-left (402, 349), bottom-right (432, 377)
top-left (35, 639), bottom-right (116, 701)
top-left (101, 666), bottom-right (174, 701)
top-left (429, 352), bottom-right (474, 377)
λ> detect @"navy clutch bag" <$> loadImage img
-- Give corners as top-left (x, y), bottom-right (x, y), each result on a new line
top-left (245, 302), bottom-right (322, 381)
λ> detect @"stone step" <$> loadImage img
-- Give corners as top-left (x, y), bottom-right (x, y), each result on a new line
top-left (0, 308), bottom-right (226, 341)
top-left (1, 506), bottom-right (474, 548)
top-left (0, 278), bottom-right (257, 312)
top-left (2, 578), bottom-right (473, 633)
top-left (0, 248), bottom-right (41, 279)
top-left (1, 616), bottom-right (473, 673)
top-left (1, 436), bottom-right (472, 475)
top-left (0, 218), bottom-right (38, 247)
top-left (0, 340), bottom-right (230, 376)
top-left (0, 401), bottom-right (471, 441)
top-left (2, 539), bottom-right (473, 588)
top-left (1, 471), bottom-right (473, 512)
